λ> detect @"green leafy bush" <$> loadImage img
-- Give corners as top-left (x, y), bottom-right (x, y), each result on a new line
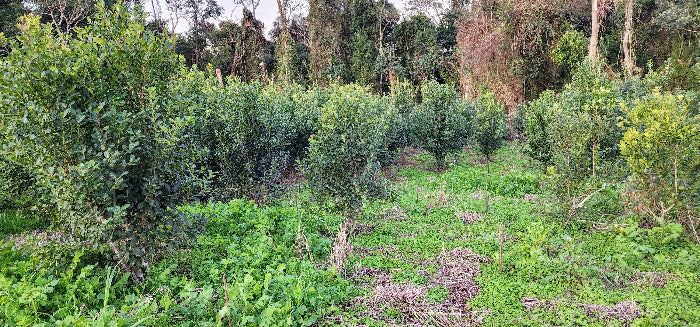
top-left (551, 28), bottom-right (587, 68)
top-left (174, 69), bottom-right (298, 200)
top-left (411, 81), bottom-right (473, 166)
top-left (524, 90), bottom-right (555, 168)
top-left (389, 79), bottom-right (416, 149)
top-left (0, 159), bottom-right (36, 211)
top-left (291, 85), bottom-right (329, 160)
top-left (0, 7), bottom-right (207, 278)
top-left (302, 85), bottom-right (390, 212)
top-left (525, 63), bottom-right (624, 217)
top-left (474, 92), bottom-right (508, 161)
top-left (620, 91), bottom-right (700, 230)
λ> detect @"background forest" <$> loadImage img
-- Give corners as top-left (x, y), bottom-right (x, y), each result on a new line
top-left (0, 0), bottom-right (699, 326)
top-left (2, 0), bottom-right (698, 103)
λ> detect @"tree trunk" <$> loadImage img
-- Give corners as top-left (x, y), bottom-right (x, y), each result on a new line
top-left (378, 0), bottom-right (386, 93)
top-left (275, 0), bottom-right (287, 31)
top-left (622, 0), bottom-right (636, 75)
top-left (588, 0), bottom-right (600, 60)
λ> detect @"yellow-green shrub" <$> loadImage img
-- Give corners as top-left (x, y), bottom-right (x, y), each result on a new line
top-left (620, 91), bottom-right (700, 227)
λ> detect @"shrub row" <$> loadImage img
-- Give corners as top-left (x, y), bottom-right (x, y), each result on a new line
top-left (0, 4), bottom-right (509, 279)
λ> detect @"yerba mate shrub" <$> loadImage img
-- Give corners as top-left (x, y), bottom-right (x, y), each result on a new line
top-left (0, 6), bottom-right (207, 279)
top-left (620, 91), bottom-right (700, 238)
top-left (301, 85), bottom-right (391, 270)
top-left (411, 81), bottom-right (473, 166)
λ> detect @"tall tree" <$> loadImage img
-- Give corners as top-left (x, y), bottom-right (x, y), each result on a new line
top-left (28, 0), bottom-right (96, 34)
top-left (621, 0), bottom-right (636, 75)
top-left (172, 0), bottom-right (222, 69)
top-left (588, 0), bottom-right (600, 60)
top-left (274, 0), bottom-right (298, 83)
top-left (308, 0), bottom-right (351, 84)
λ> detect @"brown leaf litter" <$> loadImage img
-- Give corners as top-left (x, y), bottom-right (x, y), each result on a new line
top-left (424, 182), bottom-right (453, 210)
top-left (350, 247), bottom-right (492, 326)
top-left (11, 229), bottom-right (69, 248)
top-left (521, 297), bottom-right (641, 323)
top-left (354, 223), bottom-right (376, 235)
top-left (455, 210), bottom-right (483, 223)
top-left (382, 205), bottom-right (408, 222)
top-left (631, 271), bottom-right (683, 288)
top-left (469, 190), bottom-right (501, 202)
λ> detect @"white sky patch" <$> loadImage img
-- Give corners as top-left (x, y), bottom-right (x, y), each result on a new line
top-left (143, 0), bottom-right (439, 37)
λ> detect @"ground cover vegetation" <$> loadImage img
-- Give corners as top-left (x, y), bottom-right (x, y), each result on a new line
top-left (0, 0), bottom-right (698, 326)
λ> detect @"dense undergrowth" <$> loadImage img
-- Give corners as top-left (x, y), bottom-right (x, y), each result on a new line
top-left (1, 200), bottom-right (350, 326)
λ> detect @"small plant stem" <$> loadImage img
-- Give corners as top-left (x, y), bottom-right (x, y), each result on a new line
top-left (592, 138), bottom-right (596, 180)
top-left (674, 146), bottom-right (679, 195)
top-left (499, 222), bottom-right (503, 273)
top-left (223, 272), bottom-right (232, 327)
top-left (485, 160), bottom-right (490, 213)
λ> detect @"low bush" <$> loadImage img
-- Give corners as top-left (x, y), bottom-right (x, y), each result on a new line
top-left (389, 79), bottom-right (416, 149)
top-left (290, 85), bottom-right (329, 160)
top-left (410, 81), bottom-right (473, 166)
top-left (620, 91), bottom-right (700, 237)
top-left (524, 90), bottom-right (556, 168)
top-left (524, 62), bottom-right (625, 217)
top-left (302, 85), bottom-right (391, 213)
top-left (175, 69), bottom-right (299, 200)
top-left (474, 92), bottom-right (508, 161)
top-left (0, 6), bottom-right (208, 278)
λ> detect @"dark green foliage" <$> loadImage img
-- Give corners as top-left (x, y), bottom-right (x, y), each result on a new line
top-left (410, 81), bottom-right (473, 166)
top-left (524, 90), bottom-right (556, 168)
top-left (0, 159), bottom-right (35, 211)
top-left (302, 85), bottom-right (390, 212)
top-left (349, 31), bottom-right (377, 86)
top-left (389, 80), bottom-right (416, 149)
top-left (174, 69), bottom-right (297, 200)
top-left (0, 0), bottom-right (26, 39)
top-left (290, 85), bottom-right (329, 159)
top-left (0, 6), bottom-right (207, 278)
top-left (473, 93), bottom-right (508, 161)
top-left (394, 14), bottom-right (440, 85)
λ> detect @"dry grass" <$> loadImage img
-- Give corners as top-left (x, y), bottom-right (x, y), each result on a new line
top-left (522, 194), bottom-right (539, 201)
top-left (350, 247), bottom-right (493, 326)
top-left (455, 210), bottom-right (483, 224)
top-left (631, 271), bottom-right (683, 288)
top-left (330, 220), bottom-right (353, 274)
top-left (423, 182), bottom-right (453, 210)
top-left (381, 206), bottom-right (408, 222)
top-left (354, 223), bottom-right (376, 235)
top-left (521, 297), bottom-right (642, 323)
